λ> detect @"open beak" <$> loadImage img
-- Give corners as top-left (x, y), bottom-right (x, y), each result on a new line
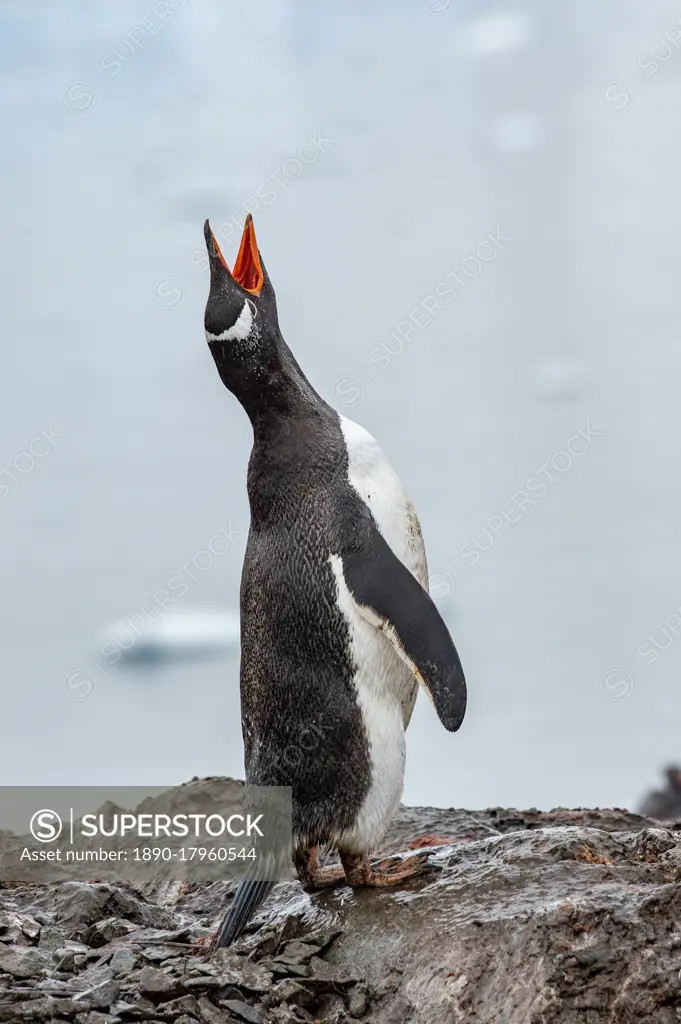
top-left (203, 214), bottom-right (264, 296)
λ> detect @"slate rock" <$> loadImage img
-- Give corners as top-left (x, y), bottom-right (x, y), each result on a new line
top-left (38, 926), bottom-right (74, 951)
top-left (86, 917), bottom-right (137, 948)
top-left (138, 965), bottom-right (183, 1002)
top-left (210, 950), bottom-right (273, 993)
top-left (272, 941), bottom-right (318, 965)
top-left (9, 793), bottom-right (681, 1023)
top-left (218, 998), bottom-right (264, 1023)
top-left (140, 944), bottom-right (182, 963)
top-left (110, 947), bottom-right (138, 977)
top-left (197, 993), bottom-right (234, 1023)
top-left (21, 917), bottom-right (42, 942)
top-left (0, 996), bottom-right (79, 1019)
top-left (347, 985), bottom-right (369, 1018)
top-left (268, 980), bottom-right (315, 1008)
top-left (73, 978), bottom-right (121, 1009)
top-left (0, 911), bottom-right (23, 944)
top-left (55, 949), bottom-right (76, 972)
top-left (269, 962), bottom-right (311, 979)
top-left (75, 1013), bottom-right (123, 1024)
top-left (157, 993), bottom-right (200, 1017)
top-left (49, 883), bottom-right (176, 941)
top-left (0, 945), bottom-right (53, 978)
top-left (110, 1000), bottom-right (142, 1017)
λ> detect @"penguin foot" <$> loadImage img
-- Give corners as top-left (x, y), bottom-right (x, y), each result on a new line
top-left (294, 846), bottom-right (347, 892)
top-left (341, 850), bottom-right (434, 887)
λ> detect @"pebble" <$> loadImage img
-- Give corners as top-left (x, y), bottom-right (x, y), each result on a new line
top-left (21, 917), bottom-right (42, 942)
top-left (109, 947), bottom-right (138, 978)
top-left (56, 950), bottom-right (76, 973)
top-left (0, 912), bottom-right (24, 944)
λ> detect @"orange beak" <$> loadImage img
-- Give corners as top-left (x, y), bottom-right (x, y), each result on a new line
top-left (207, 214), bottom-right (264, 296)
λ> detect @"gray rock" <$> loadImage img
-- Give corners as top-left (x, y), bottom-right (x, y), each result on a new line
top-left (209, 950), bottom-right (273, 993)
top-left (138, 965), bottom-right (182, 1002)
top-left (0, 946), bottom-right (53, 978)
top-left (0, 911), bottom-right (23, 944)
top-left (139, 944), bottom-right (181, 963)
top-left (272, 941), bottom-right (318, 965)
top-left (269, 962), bottom-right (310, 979)
top-left (124, 927), bottom-right (190, 945)
top-left (0, 912), bottom-right (41, 946)
top-left (347, 985), bottom-right (369, 1018)
top-left (6, 791), bottom-right (681, 1022)
top-left (75, 1013), bottom-right (123, 1024)
top-left (183, 976), bottom-right (225, 992)
top-left (70, 964), bottom-right (116, 991)
top-left (110, 947), bottom-right (138, 977)
top-left (47, 883), bottom-right (177, 941)
top-left (217, 998), bottom-right (264, 1023)
top-left (307, 957), bottom-right (360, 989)
top-left (197, 994), bottom-right (234, 1023)
top-left (262, 1010), bottom-right (313, 1024)
top-left (157, 993), bottom-right (200, 1017)
top-left (160, 955), bottom-right (194, 970)
top-left (86, 917), bottom-right (137, 948)
top-left (268, 980), bottom-right (314, 1008)
top-left (73, 978), bottom-right (121, 1009)
top-left (20, 917), bottom-right (42, 942)
top-left (55, 948), bottom-right (76, 972)
top-left (110, 1000), bottom-right (141, 1017)
top-left (0, 996), bottom-right (79, 1019)
top-left (110, 996), bottom-right (157, 1018)
top-left (302, 929), bottom-right (342, 953)
top-left (37, 926), bottom-right (73, 951)
top-left (189, 961), bottom-right (217, 975)
top-left (34, 976), bottom-right (72, 993)
top-left (31, 913), bottom-right (53, 927)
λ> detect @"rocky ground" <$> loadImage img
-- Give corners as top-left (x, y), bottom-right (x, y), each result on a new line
top-left (2, 780), bottom-right (681, 1023)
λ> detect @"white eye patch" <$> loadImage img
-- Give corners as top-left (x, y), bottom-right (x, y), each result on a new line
top-left (205, 299), bottom-right (254, 342)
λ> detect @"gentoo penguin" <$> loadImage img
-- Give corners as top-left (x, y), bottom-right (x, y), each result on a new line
top-left (203, 215), bottom-right (466, 949)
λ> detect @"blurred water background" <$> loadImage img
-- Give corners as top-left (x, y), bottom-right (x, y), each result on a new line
top-left (1, 0), bottom-right (680, 811)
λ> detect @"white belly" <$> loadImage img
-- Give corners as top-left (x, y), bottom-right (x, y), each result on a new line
top-left (340, 416), bottom-right (428, 592)
top-left (330, 416), bottom-right (430, 854)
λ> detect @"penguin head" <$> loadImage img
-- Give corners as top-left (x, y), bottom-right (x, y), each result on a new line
top-left (203, 215), bottom-right (281, 399)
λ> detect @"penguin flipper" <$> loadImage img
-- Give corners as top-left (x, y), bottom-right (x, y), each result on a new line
top-left (340, 525), bottom-right (467, 732)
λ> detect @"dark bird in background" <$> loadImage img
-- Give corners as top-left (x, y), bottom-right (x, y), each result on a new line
top-left (638, 764), bottom-right (681, 821)
top-left (202, 215), bottom-right (467, 949)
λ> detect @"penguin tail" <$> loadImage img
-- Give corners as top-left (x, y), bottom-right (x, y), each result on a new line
top-left (210, 879), bottom-right (276, 951)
